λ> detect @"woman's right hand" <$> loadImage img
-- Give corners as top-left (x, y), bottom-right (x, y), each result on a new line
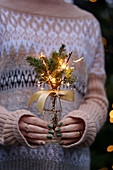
top-left (19, 115), bottom-right (54, 145)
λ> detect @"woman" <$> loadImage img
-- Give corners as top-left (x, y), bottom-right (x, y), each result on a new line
top-left (0, 0), bottom-right (108, 169)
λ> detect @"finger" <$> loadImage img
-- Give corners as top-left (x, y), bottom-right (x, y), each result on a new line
top-left (21, 116), bottom-right (49, 128)
top-left (21, 130), bottom-right (53, 140)
top-left (25, 138), bottom-right (46, 146)
top-left (58, 117), bottom-right (82, 127)
top-left (60, 131), bottom-right (81, 139)
top-left (19, 122), bottom-right (49, 134)
top-left (56, 123), bottom-right (84, 133)
top-left (59, 138), bottom-right (80, 145)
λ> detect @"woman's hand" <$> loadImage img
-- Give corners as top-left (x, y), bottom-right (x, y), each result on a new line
top-left (55, 117), bottom-right (85, 145)
top-left (19, 115), bottom-right (54, 145)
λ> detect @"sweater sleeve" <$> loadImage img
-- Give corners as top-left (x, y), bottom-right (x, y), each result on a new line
top-left (0, 106), bottom-right (37, 148)
top-left (63, 19), bottom-right (108, 148)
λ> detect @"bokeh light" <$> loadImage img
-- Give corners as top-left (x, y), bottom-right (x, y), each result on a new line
top-left (107, 145), bottom-right (113, 152)
top-left (89, 0), bottom-right (97, 2)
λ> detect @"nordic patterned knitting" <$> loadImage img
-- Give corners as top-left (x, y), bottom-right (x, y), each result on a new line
top-left (0, 0), bottom-right (108, 169)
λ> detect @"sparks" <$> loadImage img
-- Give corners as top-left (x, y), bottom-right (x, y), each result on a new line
top-left (73, 57), bottom-right (84, 63)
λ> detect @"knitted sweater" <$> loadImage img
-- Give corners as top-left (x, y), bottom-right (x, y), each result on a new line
top-left (0, 0), bottom-right (108, 169)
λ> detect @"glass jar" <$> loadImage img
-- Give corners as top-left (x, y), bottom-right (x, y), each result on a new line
top-left (43, 94), bottom-right (62, 143)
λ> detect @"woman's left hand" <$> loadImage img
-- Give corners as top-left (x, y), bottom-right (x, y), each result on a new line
top-left (55, 117), bottom-right (85, 145)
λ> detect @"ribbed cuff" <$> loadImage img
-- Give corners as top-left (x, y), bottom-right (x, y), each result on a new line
top-left (0, 106), bottom-right (9, 144)
top-left (3, 109), bottom-right (37, 148)
top-left (62, 110), bottom-right (96, 148)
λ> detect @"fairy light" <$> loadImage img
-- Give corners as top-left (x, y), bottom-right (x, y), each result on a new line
top-left (41, 73), bottom-right (44, 76)
top-left (61, 63), bottom-right (67, 69)
top-left (70, 67), bottom-right (74, 70)
top-left (38, 51), bottom-right (46, 59)
top-left (37, 81), bottom-right (41, 87)
top-left (59, 59), bottom-right (64, 65)
top-left (40, 87), bottom-right (44, 90)
top-left (51, 78), bottom-right (56, 84)
top-left (67, 82), bottom-right (70, 86)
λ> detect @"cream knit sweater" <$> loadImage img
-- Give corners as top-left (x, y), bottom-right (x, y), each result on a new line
top-left (0, 0), bottom-right (108, 169)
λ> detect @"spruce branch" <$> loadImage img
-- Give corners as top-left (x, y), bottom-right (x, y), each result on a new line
top-left (26, 44), bottom-right (75, 90)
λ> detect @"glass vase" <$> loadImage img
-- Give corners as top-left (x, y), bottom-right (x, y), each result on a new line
top-left (43, 94), bottom-right (62, 143)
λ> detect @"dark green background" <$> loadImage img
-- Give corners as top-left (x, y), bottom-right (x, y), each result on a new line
top-left (73, 0), bottom-right (113, 169)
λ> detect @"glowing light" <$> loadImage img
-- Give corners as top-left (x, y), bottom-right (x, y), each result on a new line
top-left (102, 37), bottom-right (107, 47)
top-left (109, 110), bottom-right (113, 118)
top-left (37, 81), bottom-right (40, 87)
top-left (73, 57), bottom-right (84, 63)
top-left (110, 117), bottom-right (113, 123)
top-left (40, 87), bottom-right (44, 90)
top-left (38, 51), bottom-right (46, 59)
top-left (99, 168), bottom-right (108, 170)
top-left (89, 0), bottom-right (97, 2)
top-left (48, 76), bottom-right (56, 85)
top-left (70, 67), bottom-right (74, 70)
top-left (66, 65), bottom-right (69, 70)
top-left (59, 59), bottom-right (63, 65)
top-left (109, 107), bottom-right (113, 123)
top-left (41, 73), bottom-right (44, 76)
top-left (49, 75), bottom-right (52, 80)
top-left (51, 78), bottom-right (56, 84)
top-left (61, 64), bottom-right (66, 69)
top-left (107, 145), bottom-right (113, 152)
top-left (67, 82), bottom-right (70, 86)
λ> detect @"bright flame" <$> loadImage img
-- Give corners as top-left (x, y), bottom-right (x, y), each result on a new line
top-left (73, 57), bottom-right (84, 63)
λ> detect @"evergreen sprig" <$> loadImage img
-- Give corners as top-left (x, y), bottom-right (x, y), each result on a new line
top-left (26, 44), bottom-right (75, 90)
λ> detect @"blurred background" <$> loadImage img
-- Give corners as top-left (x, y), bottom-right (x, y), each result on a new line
top-left (65, 0), bottom-right (113, 169)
